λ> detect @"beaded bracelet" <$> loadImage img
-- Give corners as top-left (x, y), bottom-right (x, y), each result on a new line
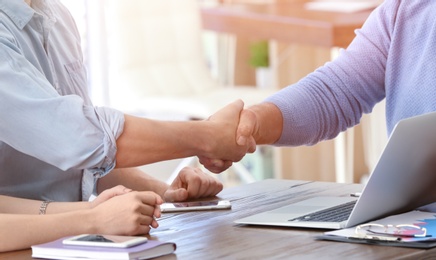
top-left (39, 200), bottom-right (52, 215)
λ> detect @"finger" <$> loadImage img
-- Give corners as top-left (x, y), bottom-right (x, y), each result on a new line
top-left (187, 168), bottom-right (223, 198)
top-left (147, 213), bottom-right (160, 229)
top-left (153, 205), bottom-right (162, 219)
top-left (103, 185), bottom-right (132, 198)
top-left (198, 156), bottom-right (213, 168)
top-left (190, 169), bottom-right (212, 198)
top-left (164, 188), bottom-right (188, 202)
top-left (185, 175), bottom-right (202, 199)
top-left (136, 191), bottom-right (163, 206)
top-left (198, 157), bottom-right (231, 173)
top-left (122, 215), bottom-right (151, 236)
top-left (195, 169), bottom-right (223, 197)
top-left (138, 214), bottom-right (158, 229)
top-left (247, 137), bottom-right (257, 153)
top-left (134, 202), bottom-right (156, 218)
top-left (150, 218), bottom-right (159, 229)
top-left (209, 179), bottom-right (224, 197)
top-left (114, 185), bottom-right (132, 196)
top-left (175, 167), bottom-right (209, 199)
top-left (206, 165), bottom-right (226, 174)
top-left (220, 160), bottom-right (233, 170)
top-left (133, 225), bottom-right (151, 236)
top-left (198, 157), bottom-right (232, 173)
top-left (209, 158), bottom-right (225, 168)
top-left (202, 176), bottom-right (223, 197)
top-left (206, 160), bottom-right (233, 173)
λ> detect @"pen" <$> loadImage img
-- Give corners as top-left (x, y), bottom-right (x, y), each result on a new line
top-left (350, 192), bottom-right (362, 197)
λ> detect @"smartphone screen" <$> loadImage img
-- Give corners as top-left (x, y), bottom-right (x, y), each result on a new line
top-left (160, 200), bottom-right (231, 213)
top-left (63, 234), bottom-right (148, 248)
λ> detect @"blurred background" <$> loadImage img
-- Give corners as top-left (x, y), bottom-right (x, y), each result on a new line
top-left (60, 0), bottom-right (386, 188)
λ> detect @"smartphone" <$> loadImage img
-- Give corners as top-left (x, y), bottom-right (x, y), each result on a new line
top-left (63, 234), bottom-right (148, 248)
top-left (160, 200), bottom-right (231, 213)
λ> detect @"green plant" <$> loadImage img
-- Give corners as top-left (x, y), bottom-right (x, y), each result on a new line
top-left (249, 41), bottom-right (269, 68)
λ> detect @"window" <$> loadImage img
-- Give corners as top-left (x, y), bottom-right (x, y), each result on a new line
top-left (60, 0), bottom-right (109, 106)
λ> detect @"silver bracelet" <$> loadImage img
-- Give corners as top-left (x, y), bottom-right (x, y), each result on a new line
top-left (39, 200), bottom-right (52, 215)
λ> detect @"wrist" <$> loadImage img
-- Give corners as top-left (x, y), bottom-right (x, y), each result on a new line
top-left (80, 209), bottom-right (99, 234)
top-left (184, 120), bottom-right (217, 158)
top-left (249, 103), bottom-right (282, 144)
top-left (38, 200), bottom-right (53, 215)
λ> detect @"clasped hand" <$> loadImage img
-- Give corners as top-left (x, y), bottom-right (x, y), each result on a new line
top-left (199, 100), bottom-right (258, 173)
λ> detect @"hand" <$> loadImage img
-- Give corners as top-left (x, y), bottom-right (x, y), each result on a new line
top-left (92, 191), bottom-right (163, 235)
top-left (197, 157), bottom-right (233, 173)
top-left (163, 166), bottom-right (223, 202)
top-left (90, 185), bottom-right (132, 209)
top-left (199, 107), bottom-right (258, 173)
top-left (236, 108), bottom-right (258, 148)
top-left (200, 100), bottom-right (256, 173)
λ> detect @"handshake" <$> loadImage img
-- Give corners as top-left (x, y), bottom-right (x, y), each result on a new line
top-left (198, 99), bottom-right (281, 174)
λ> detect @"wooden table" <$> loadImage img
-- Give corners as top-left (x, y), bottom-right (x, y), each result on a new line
top-left (6, 179), bottom-right (436, 259)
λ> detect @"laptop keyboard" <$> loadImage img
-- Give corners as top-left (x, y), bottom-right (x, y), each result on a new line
top-left (288, 200), bottom-right (357, 222)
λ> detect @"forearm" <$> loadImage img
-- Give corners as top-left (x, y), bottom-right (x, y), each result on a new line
top-left (116, 112), bottom-right (243, 168)
top-left (0, 195), bottom-right (90, 214)
top-left (116, 115), bottom-right (209, 167)
top-left (97, 168), bottom-right (169, 198)
top-left (0, 210), bottom-right (94, 252)
top-left (0, 188), bottom-right (162, 252)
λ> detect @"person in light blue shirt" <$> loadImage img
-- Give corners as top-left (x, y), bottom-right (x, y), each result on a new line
top-left (0, 0), bottom-right (249, 204)
top-left (201, 0), bottom-right (436, 172)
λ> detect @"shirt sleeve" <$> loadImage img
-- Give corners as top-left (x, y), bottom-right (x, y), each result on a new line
top-left (265, 0), bottom-right (398, 146)
top-left (0, 33), bottom-right (124, 176)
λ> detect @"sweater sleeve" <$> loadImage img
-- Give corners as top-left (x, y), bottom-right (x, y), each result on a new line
top-left (265, 0), bottom-right (398, 146)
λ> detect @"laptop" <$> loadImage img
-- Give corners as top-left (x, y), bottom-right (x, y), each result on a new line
top-left (235, 111), bottom-right (436, 229)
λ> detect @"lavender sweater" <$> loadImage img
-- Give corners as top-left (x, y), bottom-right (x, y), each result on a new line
top-left (266, 0), bottom-right (436, 146)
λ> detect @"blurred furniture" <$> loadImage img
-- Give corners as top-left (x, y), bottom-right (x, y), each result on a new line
top-left (202, 1), bottom-right (374, 48)
top-left (201, 0), bottom-right (382, 183)
top-left (201, 0), bottom-right (377, 87)
top-left (106, 0), bottom-right (276, 183)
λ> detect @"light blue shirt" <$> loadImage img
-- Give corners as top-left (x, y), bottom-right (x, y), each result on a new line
top-left (267, 0), bottom-right (436, 146)
top-left (0, 0), bottom-right (124, 201)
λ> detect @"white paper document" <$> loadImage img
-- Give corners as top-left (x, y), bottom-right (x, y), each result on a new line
top-left (324, 210), bottom-right (436, 243)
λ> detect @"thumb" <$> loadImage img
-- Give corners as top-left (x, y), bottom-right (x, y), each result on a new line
top-left (237, 109), bottom-right (256, 146)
